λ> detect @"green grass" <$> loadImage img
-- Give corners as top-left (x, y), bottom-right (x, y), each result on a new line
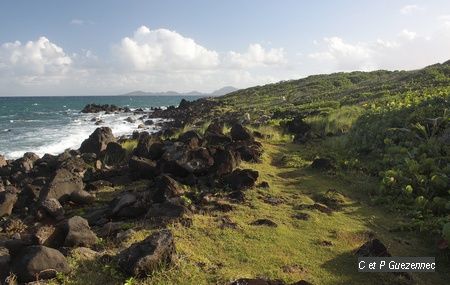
top-left (60, 139), bottom-right (449, 285)
top-left (121, 139), bottom-right (138, 156)
top-left (305, 106), bottom-right (363, 137)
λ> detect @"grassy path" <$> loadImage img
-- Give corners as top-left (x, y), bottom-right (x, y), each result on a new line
top-left (162, 142), bottom-right (449, 285)
top-left (65, 141), bottom-right (449, 285)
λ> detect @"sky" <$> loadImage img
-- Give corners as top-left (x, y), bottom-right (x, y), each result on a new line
top-left (0, 0), bottom-right (449, 96)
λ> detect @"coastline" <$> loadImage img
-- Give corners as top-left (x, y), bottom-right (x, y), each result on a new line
top-left (0, 96), bottom-right (269, 283)
top-left (0, 96), bottom-right (204, 160)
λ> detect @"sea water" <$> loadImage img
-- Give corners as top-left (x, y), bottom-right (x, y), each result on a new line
top-left (0, 96), bottom-right (201, 159)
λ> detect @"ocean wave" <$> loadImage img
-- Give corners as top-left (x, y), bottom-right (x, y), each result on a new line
top-left (2, 112), bottom-right (165, 159)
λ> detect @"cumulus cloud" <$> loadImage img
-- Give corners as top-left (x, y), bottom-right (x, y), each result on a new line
top-left (3, 22), bottom-right (449, 96)
top-left (225, 44), bottom-right (286, 68)
top-left (114, 26), bottom-right (220, 71)
top-left (400, 29), bottom-right (417, 40)
top-left (0, 27), bottom-right (287, 95)
top-left (0, 37), bottom-right (72, 77)
top-left (400, 4), bottom-right (422, 15)
top-left (308, 37), bottom-right (375, 70)
top-left (308, 27), bottom-right (450, 72)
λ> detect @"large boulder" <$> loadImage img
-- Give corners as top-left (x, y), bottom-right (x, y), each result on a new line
top-left (147, 199), bottom-right (190, 219)
top-left (39, 198), bottom-right (65, 220)
top-left (129, 156), bottom-right (159, 180)
top-left (223, 169), bottom-right (259, 191)
top-left (355, 239), bottom-right (391, 257)
top-left (182, 147), bottom-right (214, 175)
top-left (152, 175), bottom-right (186, 203)
top-left (81, 103), bottom-right (121, 113)
top-left (111, 193), bottom-right (137, 215)
top-left (101, 142), bottom-right (127, 166)
top-left (310, 158), bottom-right (334, 171)
top-left (205, 134), bottom-right (233, 147)
top-left (79, 127), bottom-right (116, 155)
top-left (233, 141), bottom-right (263, 163)
top-left (159, 160), bottom-right (191, 178)
top-left (211, 148), bottom-right (240, 176)
top-left (70, 190), bottom-right (96, 205)
top-left (58, 155), bottom-right (86, 174)
top-left (110, 192), bottom-right (150, 218)
top-left (117, 229), bottom-right (175, 277)
top-left (60, 216), bottom-right (98, 248)
top-left (39, 168), bottom-right (84, 202)
top-left (205, 121), bottom-right (224, 136)
top-left (0, 188), bottom-right (18, 217)
top-left (178, 130), bottom-right (202, 149)
top-left (160, 144), bottom-right (214, 176)
top-left (230, 124), bottom-right (254, 141)
top-left (11, 152), bottom-right (40, 173)
top-left (133, 134), bottom-right (165, 160)
top-left (11, 245), bottom-right (70, 283)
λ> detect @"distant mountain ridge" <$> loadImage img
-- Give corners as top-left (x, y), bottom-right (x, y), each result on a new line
top-left (122, 86), bottom-right (238, 97)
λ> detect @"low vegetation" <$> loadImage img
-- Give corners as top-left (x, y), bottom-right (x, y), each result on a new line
top-left (215, 61), bottom-right (450, 240)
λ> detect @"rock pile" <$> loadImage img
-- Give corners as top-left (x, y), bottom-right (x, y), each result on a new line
top-left (0, 116), bottom-right (263, 282)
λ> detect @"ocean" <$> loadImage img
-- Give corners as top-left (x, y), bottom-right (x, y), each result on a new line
top-left (0, 96), bottom-right (201, 159)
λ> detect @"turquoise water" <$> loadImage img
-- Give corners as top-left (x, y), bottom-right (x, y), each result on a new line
top-left (0, 96), bottom-right (201, 159)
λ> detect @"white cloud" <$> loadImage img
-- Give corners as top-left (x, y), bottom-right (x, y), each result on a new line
top-left (399, 29), bottom-right (417, 40)
top-left (0, 37), bottom-right (72, 77)
top-left (0, 28), bottom-right (287, 95)
top-left (308, 28), bottom-right (450, 72)
top-left (225, 44), bottom-right (286, 68)
top-left (114, 25), bottom-right (220, 71)
top-left (308, 37), bottom-right (375, 70)
top-left (3, 22), bottom-right (449, 96)
top-left (438, 15), bottom-right (450, 27)
top-left (400, 4), bottom-right (422, 15)
top-left (70, 19), bottom-right (84, 25)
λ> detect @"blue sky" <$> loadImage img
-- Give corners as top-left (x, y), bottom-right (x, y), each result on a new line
top-left (0, 0), bottom-right (449, 95)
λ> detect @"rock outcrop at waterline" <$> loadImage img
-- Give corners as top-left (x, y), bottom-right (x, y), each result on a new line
top-left (81, 104), bottom-right (131, 113)
top-left (0, 117), bottom-right (262, 282)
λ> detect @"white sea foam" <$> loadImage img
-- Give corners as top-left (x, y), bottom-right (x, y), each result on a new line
top-left (2, 112), bottom-right (162, 159)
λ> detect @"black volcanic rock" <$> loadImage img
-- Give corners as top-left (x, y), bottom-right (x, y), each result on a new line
top-left (117, 229), bottom-right (175, 277)
top-left (0, 189), bottom-right (18, 217)
top-left (39, 168), bottom-right (84, 202)
top-left (222, 169), bottom-right (259, 190)
top-left (11, 245), bottom-right (70, 283)
top-left (81, 103), bottom-right (124, 113)
top-left (61, 216), bottom-right (98, 248)
top-left (79, 127), bottom-right (116, 155)
top-left (230, 124), bottom-right (254, 141)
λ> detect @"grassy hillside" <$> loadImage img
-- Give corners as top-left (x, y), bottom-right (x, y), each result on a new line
top-left (212, 62), bottom-right (450, 236)
top-left (219, 60), bottom-right (450, 117)
top-left (35, 62), bottom-right (450, 285)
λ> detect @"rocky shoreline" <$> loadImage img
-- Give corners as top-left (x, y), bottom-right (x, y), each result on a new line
top-left (0, 98), bottom-right (391, 285)
top-left (0, 98), bottom-right (279, 284)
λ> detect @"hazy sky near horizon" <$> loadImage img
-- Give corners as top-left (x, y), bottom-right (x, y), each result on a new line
top-left (0, 0), bottom-right (450, 96)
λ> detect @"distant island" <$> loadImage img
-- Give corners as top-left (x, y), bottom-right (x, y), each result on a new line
top-left (121, 86), bottom-right (238, 97)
